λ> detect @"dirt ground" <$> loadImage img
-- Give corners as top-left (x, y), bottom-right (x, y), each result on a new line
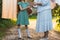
top-left (2, 20), bottom-right (60, 40)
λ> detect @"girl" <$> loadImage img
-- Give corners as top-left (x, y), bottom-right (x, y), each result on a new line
top-left (17, 0), bottom-right (31, 39)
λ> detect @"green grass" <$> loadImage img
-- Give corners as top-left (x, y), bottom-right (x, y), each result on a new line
top-left (0, 18), bottom-right (16, 40)
top-left (0, 32), bottom-right (5, 40)
top-left (0, 18), bottom-right (16, 28)
top-left (29, 14), bottom-right (37, 19)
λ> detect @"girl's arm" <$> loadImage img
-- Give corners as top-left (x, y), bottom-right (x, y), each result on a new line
top-left (19, 5), bottom-right (27, 10)
top-left (19, 5), bottom-right (30, 10)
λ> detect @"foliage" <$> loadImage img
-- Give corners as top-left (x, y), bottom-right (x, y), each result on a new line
top-left (52, 3), bottom-right (60, 32)
top-left (29, 14), bottom-right (37, 19)
top-left (0, 18), bottom-right (16, 40)
top-left (52, 4), bottom-right (60, 17)
top-left (0, 18), bottom-right (16, 28)
top-left (52, 3), bottom-right (60, 26)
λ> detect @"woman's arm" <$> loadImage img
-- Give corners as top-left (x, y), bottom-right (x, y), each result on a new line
top-left (33, 0), bottom-right (49, 6)
top-left (40, 0), bottom-right (49, 6)
top-left (29, 2), bottom-right (42, 6)
top-left (35, 2), bottom-right (42, 6)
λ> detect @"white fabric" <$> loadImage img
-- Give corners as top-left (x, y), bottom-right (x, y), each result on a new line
top-left (26, 29), bottom-right (30, 37)
top-left (18, 29), bottom-right (21, 38)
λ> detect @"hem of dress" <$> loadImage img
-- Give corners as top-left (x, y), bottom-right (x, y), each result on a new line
top-left (17, 24), bottom-right (29, 25)
top-left (36, 29), bottom-right (53, 33)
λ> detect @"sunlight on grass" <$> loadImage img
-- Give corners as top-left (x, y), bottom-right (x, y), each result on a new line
top-left (53, 18), bottom-right (60, 32)
top-left (54, 25), bottom-right (60, 32)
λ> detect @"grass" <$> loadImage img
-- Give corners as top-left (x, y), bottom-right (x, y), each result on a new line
top-left (0, 31), bottom-right (5, 40)
top-left (29, 14), bottom-right (37, 19)
top-left (54, 24), bottom-right (60, 32)
top-left (0, 18), bottom-right (16, 40)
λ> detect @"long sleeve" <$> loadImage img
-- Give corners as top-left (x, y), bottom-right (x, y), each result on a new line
top-left (41, 0), bottom-right (49, 6)
top-left (35, 0), bottom-right (51, 12)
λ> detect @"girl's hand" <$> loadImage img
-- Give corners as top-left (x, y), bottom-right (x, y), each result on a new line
top-left (27, 6), bottom-right (31, 8)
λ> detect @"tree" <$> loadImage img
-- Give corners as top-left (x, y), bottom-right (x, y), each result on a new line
top-left (52, 3), bottom-right (60, 27)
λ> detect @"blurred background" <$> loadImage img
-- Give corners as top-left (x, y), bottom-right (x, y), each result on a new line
top-left (0, 0), bottom-right (60, 40)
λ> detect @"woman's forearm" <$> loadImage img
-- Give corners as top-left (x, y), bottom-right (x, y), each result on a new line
top-left (35, 2), bottom-right (42, 6)
top-left (30, 2), bottom-right (42, 6)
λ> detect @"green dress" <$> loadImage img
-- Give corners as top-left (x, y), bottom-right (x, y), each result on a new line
top-left (17, 2), bottom-right (29, 25)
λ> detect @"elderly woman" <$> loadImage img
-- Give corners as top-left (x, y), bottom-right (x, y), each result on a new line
top-left (31, 0), bottom-right (53, 40)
